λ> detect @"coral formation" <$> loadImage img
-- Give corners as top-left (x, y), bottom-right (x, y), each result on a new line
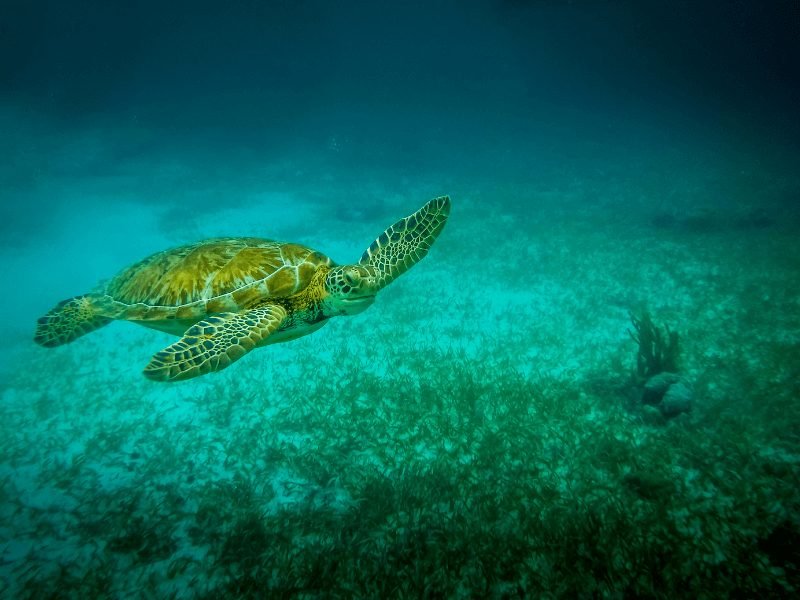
top-left (629, 311), bottom-right (692, 419)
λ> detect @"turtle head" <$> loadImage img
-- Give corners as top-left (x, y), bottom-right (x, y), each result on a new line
top-left (323, 265), bottom-right (380, 315)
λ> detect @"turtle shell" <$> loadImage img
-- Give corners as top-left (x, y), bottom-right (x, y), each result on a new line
top-left (102, 238), bottom-right (332, 321)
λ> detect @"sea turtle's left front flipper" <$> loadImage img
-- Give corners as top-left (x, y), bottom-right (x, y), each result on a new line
top-left (143, 304), bottom-right (287, 382)
top-left (359, 195), bottom-right (450, 290)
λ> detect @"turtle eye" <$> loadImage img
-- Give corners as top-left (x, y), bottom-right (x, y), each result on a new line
top-left (344, 270), bottom-right (359, 286)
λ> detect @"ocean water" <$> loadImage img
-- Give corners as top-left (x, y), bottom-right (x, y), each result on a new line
top-left (2, 1), bottom-right (799, 597)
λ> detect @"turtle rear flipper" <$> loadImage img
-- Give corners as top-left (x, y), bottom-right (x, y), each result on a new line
top-left (34, 295), bottom-right (112, 347)
top-left (143, 304), bottom-right (287, 382)
top-left (359, 196), bottom-right (450, 289)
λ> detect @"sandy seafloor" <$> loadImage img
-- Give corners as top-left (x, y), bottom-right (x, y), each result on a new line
top-left (1, 102), bottom-right (799, 598)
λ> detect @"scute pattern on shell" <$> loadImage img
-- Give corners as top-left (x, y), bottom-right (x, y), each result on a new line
top-left (105, 238), bottom-right (332, 309)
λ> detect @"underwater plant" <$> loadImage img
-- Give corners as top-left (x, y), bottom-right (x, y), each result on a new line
top-left (628, 310), bottom-right (680, 381)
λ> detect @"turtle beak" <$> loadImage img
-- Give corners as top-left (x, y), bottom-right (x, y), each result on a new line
top-left (339, 295), bottom-right (375, 315)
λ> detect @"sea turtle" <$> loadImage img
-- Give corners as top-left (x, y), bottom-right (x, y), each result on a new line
top-left (34, 196), bottom-right (450, 381)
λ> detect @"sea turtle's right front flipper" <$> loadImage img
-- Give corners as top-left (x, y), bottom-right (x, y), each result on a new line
top-left (143, 304), bottom-right (287, 382)
top-left (34, 295), bottom-right (112, 347)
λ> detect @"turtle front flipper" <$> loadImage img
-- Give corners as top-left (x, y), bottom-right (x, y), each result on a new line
top-left (143, 304), bottom-right (287, 382)
top-left (359, 196), bottom-right (450, 289)
top-left (34, 295), bottom-right (112, 347)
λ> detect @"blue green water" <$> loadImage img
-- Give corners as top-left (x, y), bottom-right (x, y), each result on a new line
top-left (2, 1), bottom-right (799, 597)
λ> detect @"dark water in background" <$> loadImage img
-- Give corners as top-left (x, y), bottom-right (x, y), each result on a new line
top-left (4, 0), bottom-right (798, 209)
top-left (2, 0), bottom-right (798, 331)
top-left (2, 1), bottom-right (800, 597)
